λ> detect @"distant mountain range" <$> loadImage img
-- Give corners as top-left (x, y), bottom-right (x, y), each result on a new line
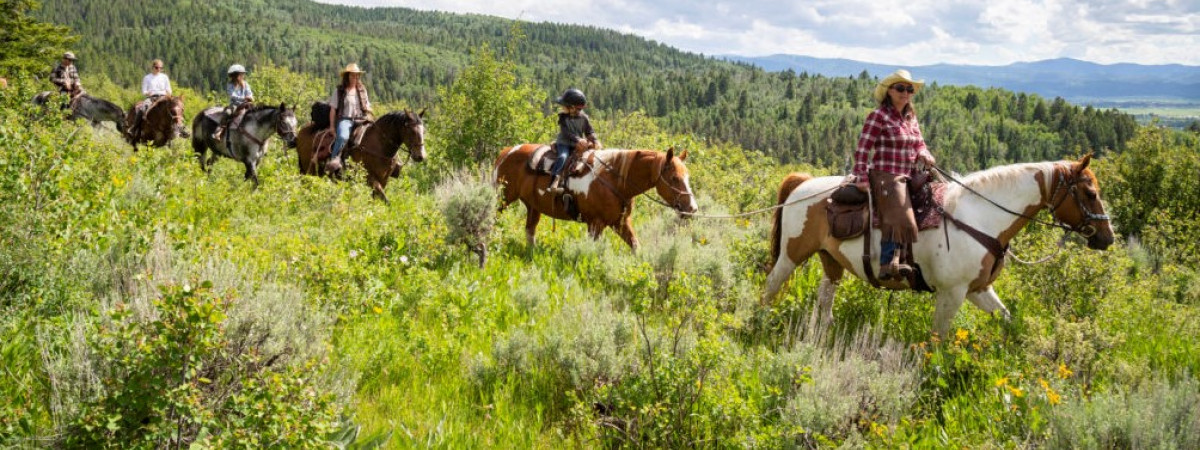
top-left (723, 55), bottom-right (1200, 107)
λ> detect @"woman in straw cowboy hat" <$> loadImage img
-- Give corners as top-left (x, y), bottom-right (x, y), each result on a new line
top-left (326, 63), bottom-right (373, 172)
top-left (849, 69), bottom-right (937, 280)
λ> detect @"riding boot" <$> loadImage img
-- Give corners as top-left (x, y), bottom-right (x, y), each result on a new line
top-left (548, 174), bottom-right (563, 194)
top-left (213, 125), bottom-right (225, 142)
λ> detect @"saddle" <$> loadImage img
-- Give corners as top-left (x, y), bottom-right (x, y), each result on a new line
top-left (826, 174), bottom-right (945, 240)
top-left (311, 120), bottom-right (371, 165)
top-left (528, 145), bottom-right (590, 177)
top-left (825, 172), bottom-right (945, 292)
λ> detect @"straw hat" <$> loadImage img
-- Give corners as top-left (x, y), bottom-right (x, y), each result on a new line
top-left (63, 51), bottom-right (77, 60)
top-left (340, 63), bottom-right (365, 75)
top-left (873, 69), bottom-right (925, 103)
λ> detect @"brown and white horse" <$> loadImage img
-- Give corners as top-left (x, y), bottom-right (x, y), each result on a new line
top-left (763, 155), bottom-right (1114, 336)
top-left (494, 145), bottom-right (698, 251)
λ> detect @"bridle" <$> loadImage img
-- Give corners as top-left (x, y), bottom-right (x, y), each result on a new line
top-left (652, 156), bottom-right (694, 213)
top-left (1042, 168), bottom-right (1110, 238)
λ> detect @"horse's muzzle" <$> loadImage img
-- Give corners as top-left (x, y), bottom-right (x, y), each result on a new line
top-left (1087, 233), bottom-right (1113, 250)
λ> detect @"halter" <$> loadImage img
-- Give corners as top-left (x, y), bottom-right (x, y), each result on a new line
top-left (236, 107), bottom-right (296, 147)
top-left (652, 156), bottom-right (694, 213)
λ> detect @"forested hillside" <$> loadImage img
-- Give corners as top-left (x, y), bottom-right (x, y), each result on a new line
top-left (38, 0), bottom-right (1138, 169)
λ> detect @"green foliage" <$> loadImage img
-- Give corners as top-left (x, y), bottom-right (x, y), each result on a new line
top-left (435, 167), bottom-right (499, 267)
top-left (433, 42), bottom-right (549, 170)
top-left (0, 0), bottom-right (77, 76)
top-left (249, 61), bottom-right (327, 111)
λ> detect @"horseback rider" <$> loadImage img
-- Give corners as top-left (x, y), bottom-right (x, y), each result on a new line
top-left (213, 64), bottom-right (254, 143)
top-left (849, 69), bottom-right (937, 280)
top-left (325, 63), bottom-right (373, 172)
top-left (548, 88), bottom-right (599, 194)
top-left (50, 52), bottom-right (84, 107)
top-left (129, 59), bottom-right (173, 138)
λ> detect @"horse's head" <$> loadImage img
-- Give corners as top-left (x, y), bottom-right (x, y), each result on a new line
top-left (275, 103), bottom-right (298, 148)
top-left (654, 147), bottom-right (698, 216)
top-left (158, 94), bottom-right (188, 138)
top-left (1049, 154), bottom-right (1114, 250)
top-left (400, 108), bottom-right (426, 162)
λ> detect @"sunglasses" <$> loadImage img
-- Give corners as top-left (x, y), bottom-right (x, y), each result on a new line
top-left (153, 66), bottom-right (162, 69)
top-left (892, 84), bottom-right (914, 93)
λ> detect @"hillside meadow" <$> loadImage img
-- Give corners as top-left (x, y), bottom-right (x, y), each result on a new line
top-left (3, 48), bottom-right (1200, 448)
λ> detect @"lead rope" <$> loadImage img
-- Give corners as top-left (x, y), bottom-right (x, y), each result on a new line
top-left (641, 185), bottom-right (839, 219)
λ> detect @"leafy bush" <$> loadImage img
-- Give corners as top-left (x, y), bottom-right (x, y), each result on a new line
top-left (436, 167), bottom-right (498, 267)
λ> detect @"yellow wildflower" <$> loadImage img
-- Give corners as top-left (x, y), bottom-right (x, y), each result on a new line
top-left (955, 328), bottom-right (968, 342)
top-left (994, 377), bottom-right (1009, 387)
top-left (1039, 378), bottom-right (1061, 405)
top-left (1058, 363), bottom-right (1074, 379)
top-left (1006, 385), bottom-right (1024, 398)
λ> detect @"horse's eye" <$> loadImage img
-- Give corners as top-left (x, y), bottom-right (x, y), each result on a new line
top-left (1086, 191), bottom-right (1098, 201)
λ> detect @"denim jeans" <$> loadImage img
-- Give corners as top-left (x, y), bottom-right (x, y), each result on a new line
top-left (330, 119), bottom-right (353, 159)
top-left (880, 241), bottom-right (899, 265)
top-left (550, 143), bottom-right (572, 176)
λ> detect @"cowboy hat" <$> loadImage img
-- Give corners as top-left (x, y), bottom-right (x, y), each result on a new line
top-left (340, 63), bottom-right (365, 75)
top-left (63, 52), bottom-right (77, 60)
top-left (873, 69), bottom-right (925, 103)
top-left (227, 64), bottom-right (247, 75)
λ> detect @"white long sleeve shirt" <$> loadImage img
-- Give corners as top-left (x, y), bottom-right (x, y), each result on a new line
top-left (141, 72), bottom-right (172, 97)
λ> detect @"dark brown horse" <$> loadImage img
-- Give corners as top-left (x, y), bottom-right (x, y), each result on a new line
top-left (124, 95), bottom-right (188, 151)
top-left (494, 145), bottom-right (698, 251)
top-left (295, 110), bottom-right (426, 202)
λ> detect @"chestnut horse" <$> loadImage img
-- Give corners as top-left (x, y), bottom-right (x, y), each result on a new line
top-left (124, 95), bottom-right (188, 151)
top-left (763, 155), bottom-right (1114, 336)
top-left (294, 110), bottom-right (426, 202)
top-left (494, 145), bottom-right (698, 251)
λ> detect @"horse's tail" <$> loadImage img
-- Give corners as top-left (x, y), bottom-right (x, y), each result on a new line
top-left (769, 172), bottom-right (812, 270)
top-left (493, 144), bottom-right (521, 186)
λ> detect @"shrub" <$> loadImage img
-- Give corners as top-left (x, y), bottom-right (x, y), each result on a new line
top-left (436, 167), bottom-right (498, 267)
top-left (1046, 375), bottom-right (1200, 449)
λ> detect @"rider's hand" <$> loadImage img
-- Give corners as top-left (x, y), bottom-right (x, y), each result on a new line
top-left (919, 152), bottom-right (936, 167)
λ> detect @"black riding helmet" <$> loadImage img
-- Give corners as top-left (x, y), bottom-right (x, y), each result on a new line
top-left (555, 88), bottom-right (587, 107)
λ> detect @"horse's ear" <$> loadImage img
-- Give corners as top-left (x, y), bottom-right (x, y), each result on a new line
top-left (418, 107), bottom-right (426, 119)
top-left (1076, 152), bottom-right (1093, 172)
top-left (679, 149), bottom-right (688, 161)
top-left (279, 102), bottom-right (287, 110)
top-left (665, 146), bottom-right (675, 161)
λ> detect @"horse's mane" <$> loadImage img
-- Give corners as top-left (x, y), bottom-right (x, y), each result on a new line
top-left (945, 161), bottom-right (1059, 203)
top-left (375, 110), bottom-right (420, 129)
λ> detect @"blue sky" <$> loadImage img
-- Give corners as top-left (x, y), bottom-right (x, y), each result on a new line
top-left (316, 0), bottom-right (1200, 66)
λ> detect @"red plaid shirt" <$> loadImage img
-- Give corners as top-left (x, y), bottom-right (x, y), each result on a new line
top-left (852, 104), bottom-right (931, 179)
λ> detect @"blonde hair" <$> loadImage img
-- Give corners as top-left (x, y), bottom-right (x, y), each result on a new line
top-left (151, 59), bottom-right (163, 69)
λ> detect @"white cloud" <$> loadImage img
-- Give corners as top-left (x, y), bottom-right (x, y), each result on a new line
top-left (314, 0), bottom-right (1200, 65)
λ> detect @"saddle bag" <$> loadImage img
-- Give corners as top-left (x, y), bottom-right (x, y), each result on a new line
top-left (826, 199), bottom-right (868, 239)
top-left (310, 101), bottom-right (332, 130)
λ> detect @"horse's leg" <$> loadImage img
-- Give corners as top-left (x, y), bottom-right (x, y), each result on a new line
top-left (808, 251), bottom-right (846, 333)
top-left (932, 285), bottom-right (970, 338)
top-left (243, 158), bottom-right (259, 188)
top-left (613, 217), bottom-right (639, 252)
top-left (763, 231), bottom-right (821, 305)
top-left (967, 286), bottom-right (1012, 321)
top-left (524, 206), bottom-right (541, 247)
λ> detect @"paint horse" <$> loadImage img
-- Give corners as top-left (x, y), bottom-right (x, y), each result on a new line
top-left (124, 95), bottom-right (188, 151)
top-left (294, 110), bottom-right (426, 202)
top-left (190, 103), bottom-right (298, 186)
top-left (33, 92), bottom-right (125, 133)
top-left (494, 145), bottom-right (698, 251)
top-left (763, 155), bottom-right (1114, 336)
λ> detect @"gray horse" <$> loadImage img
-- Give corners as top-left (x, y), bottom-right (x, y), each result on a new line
top-left (33, 91), bottom-right (126, 133)
top-left (190, 103), bottom-right (298, 187)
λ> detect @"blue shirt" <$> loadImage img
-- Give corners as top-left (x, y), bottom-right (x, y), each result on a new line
top-left (227, 82), bottom-right (254, 107)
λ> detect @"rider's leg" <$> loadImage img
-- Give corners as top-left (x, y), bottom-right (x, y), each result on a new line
top-left (880, 240), bottom-right (899, 280)
top-left (325, 118), bottom-right (354, 171)
top-left (548, 143), bottom-right (571, 191)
